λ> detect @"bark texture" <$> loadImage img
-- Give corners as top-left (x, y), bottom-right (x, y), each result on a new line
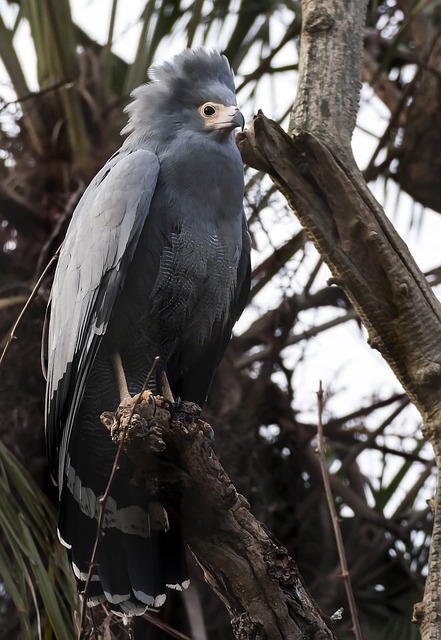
top-left (237, 0), bottom-right (441, 637)
top-left (106, 393), bottom-right (339, 640)
top-left (239, 104), bottom-right (441, 640)
top-left (238, 118), bottom-right (441, 417)
top-left (288, 0), bottom-right (365, 154)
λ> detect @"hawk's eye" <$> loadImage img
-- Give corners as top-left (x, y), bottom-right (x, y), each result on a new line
top-left (202, 104), bottom-right (216, 117)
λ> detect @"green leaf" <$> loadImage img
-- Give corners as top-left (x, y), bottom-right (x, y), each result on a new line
top-left (0, 443), bottom-right (77, 638)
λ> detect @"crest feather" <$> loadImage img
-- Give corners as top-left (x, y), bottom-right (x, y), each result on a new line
top-left (122, 49), bottom-right (237, 139)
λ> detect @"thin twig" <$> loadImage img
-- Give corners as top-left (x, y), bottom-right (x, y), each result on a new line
top-left (0, 250), bottom-right (59, 370)
top-left (0, 80), bottom-right (74, 113)
top-left (234, 309), bottom-right (358, 370)
top-left (316, 381), bottom-right (363, 640)
top-left (235, 20), bottom-right (300, 93)
top-left (143, 611), bottom-right (192, 640)
top-left (79, 356), bottom-right (160, 640)
top-left (338, 396), bottom-right (410, 473)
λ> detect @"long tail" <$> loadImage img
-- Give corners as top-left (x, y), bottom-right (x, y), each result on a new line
top-left (58, 423), bottom-right (189, 615)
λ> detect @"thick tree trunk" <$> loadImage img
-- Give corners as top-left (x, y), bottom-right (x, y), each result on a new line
top-left (106, 394), bottom-right (339, 640)
top-left (288, 0), bottom-right (364, 154)
top-left (237, 0), bottom-right (441, 637)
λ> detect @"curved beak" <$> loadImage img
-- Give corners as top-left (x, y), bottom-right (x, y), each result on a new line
top-left (231, 108), bottom-right (245, 131)
top-left (205, 105), bottom-right (245, 131)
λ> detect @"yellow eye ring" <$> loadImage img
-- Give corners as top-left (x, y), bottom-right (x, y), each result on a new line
top-left (200, 103), bottom-right (217, 117)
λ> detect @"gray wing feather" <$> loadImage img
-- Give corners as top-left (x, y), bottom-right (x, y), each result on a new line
top-left (45, 149), bottom-right (160, 484)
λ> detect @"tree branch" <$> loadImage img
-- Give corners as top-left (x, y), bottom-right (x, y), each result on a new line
top-left (238, 114), bottom-right (441, 637)
top-left (106, 393), bottom-right (339, 640)
top-left (236, 0), bottom-right (441, 635)
top-left (238, 115), bottom-right (441, 419)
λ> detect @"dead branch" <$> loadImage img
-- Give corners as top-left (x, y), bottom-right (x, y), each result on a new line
top-left (237, 107), bottom-right (441, 640)
top-left (105, 392), bottom-right (340, 640)
top-left (316, 382), bottom-right (362, 640)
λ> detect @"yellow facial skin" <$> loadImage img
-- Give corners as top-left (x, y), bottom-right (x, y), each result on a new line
top-left (198, 102), bottom-right (241, 129)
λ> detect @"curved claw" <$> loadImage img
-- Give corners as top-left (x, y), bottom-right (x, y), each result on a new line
top-left (148, 393), bottom-right (157, 416)
top-left (204, 424), bottom-right (215, 448)
top-left (164, 396), bottom-right (181, 416)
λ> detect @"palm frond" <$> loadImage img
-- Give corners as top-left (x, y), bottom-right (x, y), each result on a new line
top-left (0, 442), bottom-right (77, 640)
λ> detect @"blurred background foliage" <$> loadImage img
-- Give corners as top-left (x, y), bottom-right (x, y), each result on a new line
top-left (0, 0), bottom-right (440, 638)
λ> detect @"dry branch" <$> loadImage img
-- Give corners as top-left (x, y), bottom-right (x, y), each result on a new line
top-left (238, 114), bottom-right (441, 417)
top-left (105, 392), bottom-right (339, 640)
top-left (316, 382), bottom-right (362, 640)
top-left (238, 110), bottom-right (441, 639)
top-left (234, 0), bottom-right (441, 634)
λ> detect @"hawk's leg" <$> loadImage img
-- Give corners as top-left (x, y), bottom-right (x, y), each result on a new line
top-left (112, 352), bottom-right (176, 413)
top-left (112, 351), bottom-right (131, 403)
top-left (158, 370), bottom-right (180, 413)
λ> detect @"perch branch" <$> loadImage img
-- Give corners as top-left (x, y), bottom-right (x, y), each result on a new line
top-left (106, 393), bottom-right (339, 640)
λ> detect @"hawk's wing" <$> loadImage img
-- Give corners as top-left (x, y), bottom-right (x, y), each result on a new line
top-left (45, 149), bottom-right (160, 486)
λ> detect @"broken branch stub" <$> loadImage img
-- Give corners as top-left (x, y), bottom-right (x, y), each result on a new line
top-left (102, 392), bottom-right (339, 640)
